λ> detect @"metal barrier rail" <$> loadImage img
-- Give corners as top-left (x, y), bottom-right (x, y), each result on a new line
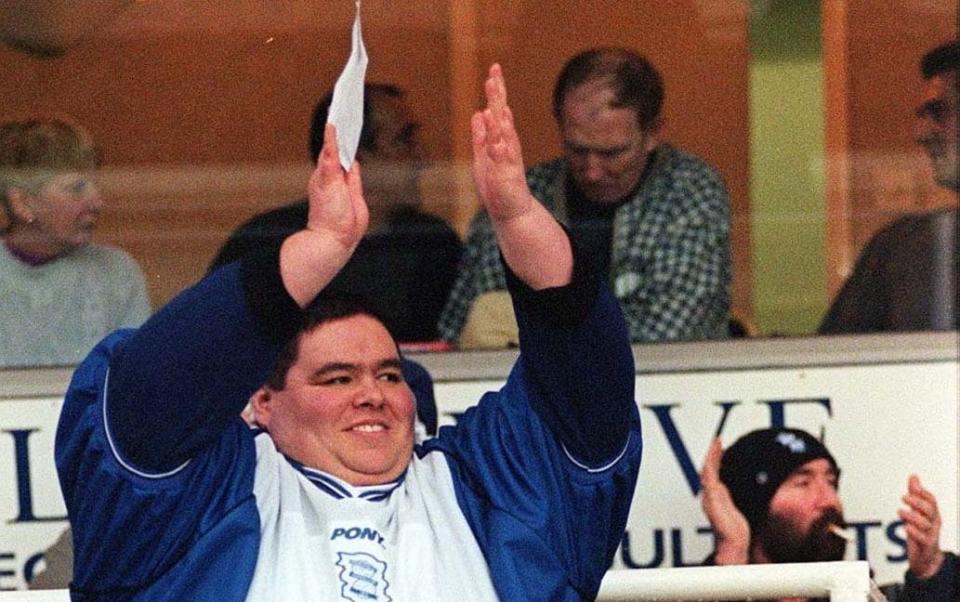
top-left (0, 561), bottom-right (877, 601)
top-left (0, 593), bottom-right (68, 601)
top-left (597, 561), bottom-right (872, 602)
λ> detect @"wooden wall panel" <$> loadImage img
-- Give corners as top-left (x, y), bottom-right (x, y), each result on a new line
top-left (1, 0), bottom-right (453, 307)
top-left (2, 0), bottom-right (750, 316)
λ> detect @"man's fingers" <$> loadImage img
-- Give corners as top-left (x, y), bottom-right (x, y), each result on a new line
top-left (470, 112), bottom-right (487, 174)
top-left (483, 64), bottom-right (511, 138)
top-left (349, 158), bottom-right (361, 177)
top-left (479, 63), bottom-right (521, 169)
top-left (484, 71), bottom-right (500, 112)
top-left (493, 63), bottom-right (507, 104)
top-left (471, 111), bottom-right (487, 148)
top-left (483, 108), bottom-right (502, 147)
top-left (470, 111), bottom-right (491, 200)
top-left (900, 507), bottom-right (936, 532)
top-left (915, 487), bottom-right (940, 514)
top-left (500, 107), bottom-right (522, 163)
top-left (701, 438), bottom-right (723, 482)
top-left (708, 437), bottom-right (723, 461)
top-left (470, 112), bottom-right (487, 170)
top-left (346, 162), bottom-right (367, 228)
top-left (346, 160), bottom-right (363, 192)
top-left (903, 492), bottom-right (940, 522)
top-left (479, 107), bottom-right (513, 166)
top-left (314, 123), bottom-right (346, 189)
top-left (906, 475), bottom-right (940, 513)
top-left (322, 123), bottom-right (339, 164)
top-left (903, 522), bottom-right (939, 548)
top-left (503, 106), bottom-right (519, 140)
top-left (486, 63), bottom-right (507, 111)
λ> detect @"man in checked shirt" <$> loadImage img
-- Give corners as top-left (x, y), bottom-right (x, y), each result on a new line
top-left (439, 46), bottom-right (732, 347)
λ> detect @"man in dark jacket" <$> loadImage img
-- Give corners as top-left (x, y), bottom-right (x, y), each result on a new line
top-left (820, 40), bottom-right (959, 334)
top-left (211, 83), bottom-right (462, 343)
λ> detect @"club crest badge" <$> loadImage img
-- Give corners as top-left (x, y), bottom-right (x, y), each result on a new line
top-left (336, 551), bottom-right (393, 601)
top-left (775, 432), bottom-right (807, 454)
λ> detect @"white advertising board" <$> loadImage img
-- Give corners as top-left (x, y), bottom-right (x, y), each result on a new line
top-left (1, 337), bottom-right (957, 590)
top-left (432, 360), bottom-right (959, 585)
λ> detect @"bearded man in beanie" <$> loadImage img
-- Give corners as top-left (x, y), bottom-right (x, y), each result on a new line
top-left (700, 428), bottom-right (847, 569)
top-left (700, 428), bottom-right (958, 601)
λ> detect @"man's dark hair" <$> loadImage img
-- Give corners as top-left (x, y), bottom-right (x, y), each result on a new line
top-left (920, 40), bottom-right (960, 85)
top-left (921, 40), bottom-right (960, 80)
top-left (552, 47), bottom-right (664, 131)
top-left (264, 295), bottom-right (397, 391)
top-left (308, 83), bottom-right (404, 162)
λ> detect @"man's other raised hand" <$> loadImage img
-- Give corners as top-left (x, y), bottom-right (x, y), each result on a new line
top-left (472, 64), bottom-right (572, 290)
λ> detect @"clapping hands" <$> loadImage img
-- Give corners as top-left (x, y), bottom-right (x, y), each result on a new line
top-left (470, 63), bottom-right (535, 224)
top-left (899, 475), bottom-right (945, 580)
top-left (700, 438), bottom-right (750, 564)
top-left (469, 63), bottom-right (572, 290)
top-left (281, 123), bottom-right (369, 307)
top-left (307, 123), bottom-right (369, 251)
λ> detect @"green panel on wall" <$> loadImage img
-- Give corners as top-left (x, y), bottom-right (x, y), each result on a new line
top-left (749, 0), bottom-right (827, 335)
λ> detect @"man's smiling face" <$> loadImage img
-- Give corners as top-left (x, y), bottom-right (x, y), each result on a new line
top-left (253, 314), bottom-right (415, 486)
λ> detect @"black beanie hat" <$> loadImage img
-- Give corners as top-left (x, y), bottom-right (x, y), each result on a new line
top-left (719, 428), bottom-right (839, 531)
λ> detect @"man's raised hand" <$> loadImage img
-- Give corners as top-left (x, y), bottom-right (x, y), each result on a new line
top-left (899, 474), bottom-right (945, 579)
top-left (471, 64), bottom-right (534, 223)
top-left (281, 124), bottom-right (369, 307)
top-left (307, 123), bottom-right (369, 250)
top-left (471, 64), bottom-right (572, 290)
top-left (700, 438), bottom-right (750, 565)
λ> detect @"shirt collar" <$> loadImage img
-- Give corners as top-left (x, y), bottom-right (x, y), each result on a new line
top-left (284, 455), bottom-right (405, 502)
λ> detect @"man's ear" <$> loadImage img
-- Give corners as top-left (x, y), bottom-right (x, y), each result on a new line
top-left (5, 187), bottom-right (37, 224)
top-left (642, 116), bottom-right (665, 153)
top-left (248, 387), bottom-right (274, 428)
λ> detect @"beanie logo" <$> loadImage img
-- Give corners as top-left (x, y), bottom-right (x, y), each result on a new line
top-left (756, 471), bottom-right (768, 485)
top-left (775, 432), bottom-right (807, 453)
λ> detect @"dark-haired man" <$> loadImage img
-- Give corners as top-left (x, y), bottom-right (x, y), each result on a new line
top-left (56, 65), bottom-right (642, 600)
top-left (820, 40), bottom-right (959, 334)
top-left (211, 84), bottom-right (462, 343)
top-left (440, 46), bottom-right (731, 346)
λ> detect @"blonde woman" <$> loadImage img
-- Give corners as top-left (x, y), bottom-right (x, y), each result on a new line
top-left (0, 116), bottom-right (150, 367)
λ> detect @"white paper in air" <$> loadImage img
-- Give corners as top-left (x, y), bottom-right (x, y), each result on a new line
top-left (327, 1), bottom-right (368, 170)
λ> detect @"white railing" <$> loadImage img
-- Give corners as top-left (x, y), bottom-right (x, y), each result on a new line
top-left (0, 593), bottom-right (68, 601)
top-left (0, 561), bottom-right (873, 601)
top-left (597, 561), bottom-right (872, 602)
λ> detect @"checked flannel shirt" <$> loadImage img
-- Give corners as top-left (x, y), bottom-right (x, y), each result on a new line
top-left (438, 143), bottom-right (731, 344)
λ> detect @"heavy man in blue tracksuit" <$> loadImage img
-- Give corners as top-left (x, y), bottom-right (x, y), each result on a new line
top-left (56, 65), bottom-right (643, 600)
